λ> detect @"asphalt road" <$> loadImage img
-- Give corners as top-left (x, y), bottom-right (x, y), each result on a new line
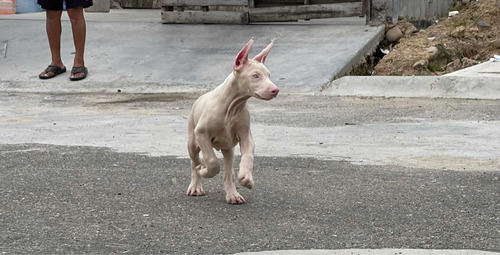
top-left (1, 92), bottom-right (499, 254)
top-left (1, 144), bottom-right (499, 254)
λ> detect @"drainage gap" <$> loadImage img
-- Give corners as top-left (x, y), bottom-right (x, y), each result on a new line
top-left (1, 40), bottom-right (8, 58)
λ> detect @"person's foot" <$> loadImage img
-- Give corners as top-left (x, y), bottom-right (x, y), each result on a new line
top-left (39, 65), bottom-right (66, 79)
top-left (70, 66), bottom-right (88, 81)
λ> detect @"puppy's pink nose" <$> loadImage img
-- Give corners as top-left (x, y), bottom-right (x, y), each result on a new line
top-left (269, 86), bottom-right (279, 96)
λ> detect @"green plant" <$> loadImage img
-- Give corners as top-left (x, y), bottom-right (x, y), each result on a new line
top-left (427, 61), bottom-right (443, 72)
top-left (435, 44), bottom-right (453, 62)
top-left (452, 2), bottom-right (462, 12)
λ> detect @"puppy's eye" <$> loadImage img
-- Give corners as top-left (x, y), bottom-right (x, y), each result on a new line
top-left (252, 74), bottom-right (259, 79)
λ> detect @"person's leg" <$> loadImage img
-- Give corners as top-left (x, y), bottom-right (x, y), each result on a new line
top-left (39, 10), bottom-right (65, 78)
top-left (66, 6), bottom-right (87, 79)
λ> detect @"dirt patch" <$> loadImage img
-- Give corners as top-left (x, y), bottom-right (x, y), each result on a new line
top-left (391, 156), bottom-right (500, 171)
top-left (354, 0), bottom-right (500, 76)
top-left (97, 92), bottom-right (200, 104)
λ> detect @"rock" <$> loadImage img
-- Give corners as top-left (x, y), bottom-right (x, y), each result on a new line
top-left (445, 59), bottom-right (461, 72)
top-left (386, 26), bottom-right (403, 43)
top-left (398, 22), bottom-right (418, 37)
top-left (111, 0), bottom-right (123, 9)
top-left (426, 46), bottom-right (439, 61)
top-left (413, 60), bottom-right (428, 70)
top-left (477, 21), bottom-right (491, 29)
top-left (450, 26), bottom-right (465, 37)
top-left (445, 63), bottom-right (454, 72)
top-left (461, 57), bottom-right (478, 68)
top-left (468, 27), bottom-right (479, 33)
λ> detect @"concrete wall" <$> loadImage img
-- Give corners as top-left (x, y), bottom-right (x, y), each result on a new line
top-left (119, 0), bottom-right (161, 8)
top-left (398, 0), bottom-right (454, 20)
top-left (371, 0), bottom-right (454, 25)
top-left (86, 0), bottom-right (111, 12)
top-left (371, 0), bottom-right (392, 22)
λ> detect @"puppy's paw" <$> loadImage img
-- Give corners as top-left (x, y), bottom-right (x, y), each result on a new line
top-left (238, 173), bottom-right (254, 189)
top-left (226, 192), bottom-right (245, 205)
top-left (187, 185), bottom-right (205, 196)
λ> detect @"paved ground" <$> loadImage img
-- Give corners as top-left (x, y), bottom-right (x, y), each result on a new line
top-left (238, 251), bottom-right (500, 255)
top-left (2, 143), bottom-right (499, 254)
top-left (0, 9), bottom-right (383, 93)
top-left (1, 8), bottom-right (500, 255)
top-left (1, 92), bottom-right (500, 170)
top-left (1, 92), bottom-right (499, 254)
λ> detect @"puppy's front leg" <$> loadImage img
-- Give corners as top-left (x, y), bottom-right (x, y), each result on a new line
top-left (222, 149), bottom-right (245, 204)
top-left (238, 130), bottom-right (255, 189)
top-left (195, 127), bottom-right (221, 178)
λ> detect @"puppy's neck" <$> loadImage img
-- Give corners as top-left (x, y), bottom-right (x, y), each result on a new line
top-left (215, 72), bottom-right (251, 122)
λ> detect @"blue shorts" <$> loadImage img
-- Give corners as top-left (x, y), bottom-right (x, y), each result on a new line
top-left (37, 0), bottom-right (93, 10)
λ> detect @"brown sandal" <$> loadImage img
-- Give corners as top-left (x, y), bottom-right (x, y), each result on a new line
top-left (70, 66), bottom-right (88, 81)
top-left (39, 65), bottom-right (66, 79)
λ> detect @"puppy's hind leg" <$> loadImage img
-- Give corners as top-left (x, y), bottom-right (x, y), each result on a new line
top-left (187, 133), bottom-right (205, 196)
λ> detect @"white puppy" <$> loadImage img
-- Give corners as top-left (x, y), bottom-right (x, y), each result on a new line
top-left (187, 38), bottom-right (279, 204)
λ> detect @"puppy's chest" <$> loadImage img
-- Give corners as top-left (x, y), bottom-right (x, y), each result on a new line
top-left (211, 121), bottom-right (240, 150)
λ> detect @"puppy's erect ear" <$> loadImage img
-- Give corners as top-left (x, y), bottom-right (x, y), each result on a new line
top-left (252, 40), bottom-right (274, 64)
top-left (234, 38), bottom-right (254, 71)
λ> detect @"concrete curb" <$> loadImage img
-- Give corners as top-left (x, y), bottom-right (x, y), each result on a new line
top-left (3, 75), bottom-right (499, 100)
top-left (320, 76), bottom-right (500, 99)
top-left (235, 249), bottom-right (500, 255)
top-left (444, 60), bottom-right (500, 77)
top-left (332, 24), bottom-right (385, 83)
top-left (0, 79), bottom-right (209, 94)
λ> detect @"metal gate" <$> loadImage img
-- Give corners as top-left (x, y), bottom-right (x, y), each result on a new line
top-left (161, 0), bottom-right (371, 24)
